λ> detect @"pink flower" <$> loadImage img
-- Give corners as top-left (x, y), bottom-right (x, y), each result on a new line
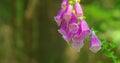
top-left (63, 30), bottom-right (73, 44)
top-left (74, 2), bottom-right (83, 18)
top-left (61, 0), bottom-right (68, 9)
top-left (58, 20), bottom-right (68, 36)
top-left (72, 39), bottom-right (84, 52)
top-left (69, 14), bottom-right (79, 33)
top-left (63, 4), bottom-right (72, 21)
top-left (89, 31), bottom-right (101, 53)
top-left (79, 19), bottom-right (91, 39)
top-left (54, 8), bottom-right (65, 26)
top-left (73, 19), bottom-right (91, 41)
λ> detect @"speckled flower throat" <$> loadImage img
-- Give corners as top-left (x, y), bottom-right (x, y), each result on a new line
top-left (54, 0), bottom-right (101, 53)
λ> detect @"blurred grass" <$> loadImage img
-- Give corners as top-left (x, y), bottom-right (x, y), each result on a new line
top-left (0, 0), bottom-right (120, 63)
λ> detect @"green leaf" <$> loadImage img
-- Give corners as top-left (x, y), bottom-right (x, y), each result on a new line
top-left (109, 42), bottom-right (116, 49)
top-left (106, 50), bottom-right (113, 57)
top-left (101, 41), bottom-right (109, 51)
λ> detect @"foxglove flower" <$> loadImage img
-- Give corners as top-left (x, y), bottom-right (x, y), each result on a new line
top-left (54, 0), bottom-right (101, 53)
top-left (54, 8), bottom-right (65, 26)
top-left (63, 4), bottom-right (72, 21)
top-left (69, 14), bottom-right (79, 33)
top-left (79, 19), bottom-right (91, 39)
top-left (72, 39), bottom-right (84, 52)
top-left (72, 19), bottom-right (91, 41)
top-left (72, 24), bottom-right (85, 50)
top-left (74, 2), bottom-right (83, 18)
top-left (72, 24), bottom-right (83, 42)
top-left (89, 31), bottom-right (101, 53)
top-left (61, 0), bottom-right (68, 9)
top-left (63, 30), bottom-right (73, 43)
top-left (58, 20), bottom-right (68, 36)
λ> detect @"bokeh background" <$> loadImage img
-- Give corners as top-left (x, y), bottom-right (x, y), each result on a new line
top-left (0, 0), bottom-right (120, 63)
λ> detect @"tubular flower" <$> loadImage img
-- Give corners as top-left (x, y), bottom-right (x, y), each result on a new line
top-left (72, 24), bottom-right (84, 42)
top-left (74, 2), bottom-right (83, 18)
top-left (63, 4), bottom-right (72, 21)
top-left (79, 19), bottom-right (91, 39)
top-left (61, 0), bottom-right (68, 9)
top-left (58, 20), bottom-right (68, 36)
top-left (54, 0), bottom-right (101, 53)
top-left (72, 19), bottom-right (91, 41)
top-left (69, 14), bottom-right (79, 33)
top-left (89, 31), bottom-right (101, 53)
top-left (63, 30), bottom-right (73, 43)
top-left (54, 8), bottom-right (65, 26)
top-left (72, 39), bottom-right (84, 52)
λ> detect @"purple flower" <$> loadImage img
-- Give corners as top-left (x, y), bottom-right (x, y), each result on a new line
top-left (74, 2), bottom-right (83, 18)
top-left (72, 39), bottom-right (84, 52)
top-left (72, 19), bottom-right (91, 41)
top-left (58, 20), bottom-right (68, 36)
top-left (63, 30), bottom-right (73, 44)
top-left (63, 4), bottom-right (72, 21)
top-left (72, 25), bottom-right (84, 45)
top-left (89, 31), bottom-right (101, 53)
top-left (69, 14), bottom-right (79, 33)
top-left (61, 0), bottom-right (68, 9)
top-left (54, 8), bottom-right (65, 26)
top-left (79, 19), bottom-right (91, 39)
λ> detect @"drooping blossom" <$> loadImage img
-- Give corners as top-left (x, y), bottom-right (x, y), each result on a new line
top-left (72, 19), bottom-right (91, 41)
top-left (58, 20), bottom-right (68, 36)
top-left (54, 8), bottom-right (65, 26)
top-left (74, 2), bottom-right (83, 18)
top-left (72, 39), bottom-right (84, 52)
top-left (72, 24), bottom-right (83, 42)
top-left (69, 14), bottom-right (79, 33)
top-left (61, 0), bottom-right (68, 9)
top-left (63, 4), bottom-right (72, 21)
top-left (89, 31), bottom-right (101, 53)
top-left (72, 24), bottom-right (84, 51)
top-left (54, 0), bottom-right (101, 53)
top-left (63, 30), bottom-right (73, 44)
top-left (79, 19), bottom-right (91, 39)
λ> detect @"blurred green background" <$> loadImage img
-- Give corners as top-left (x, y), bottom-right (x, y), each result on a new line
top-left (0, 0), bottom-right (120, 63)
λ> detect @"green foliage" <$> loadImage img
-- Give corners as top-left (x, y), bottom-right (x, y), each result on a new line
top-left (101, 40), bottom-right (119, 63)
